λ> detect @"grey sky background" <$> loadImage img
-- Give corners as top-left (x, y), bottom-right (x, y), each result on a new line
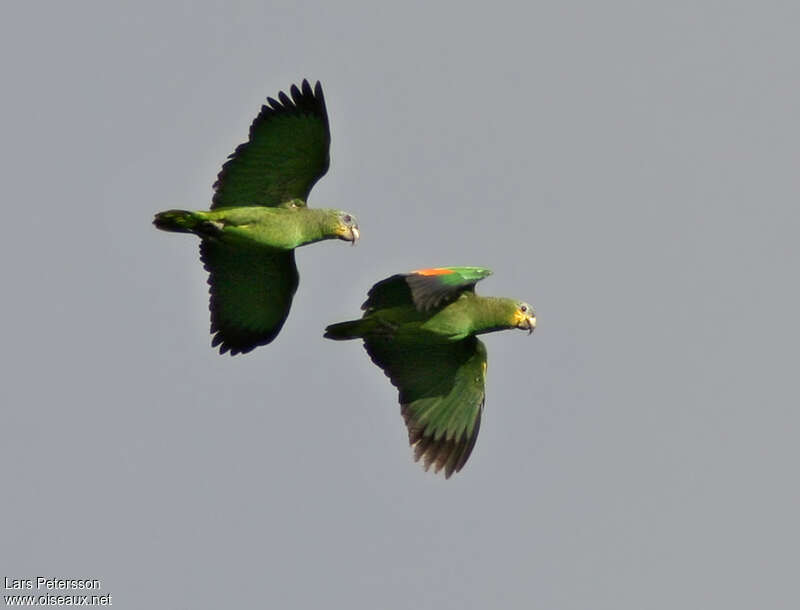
top-left (2, 1), bottom-right (799, 608)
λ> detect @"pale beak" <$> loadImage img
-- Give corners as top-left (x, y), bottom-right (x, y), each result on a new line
top-left (350, 226), bottom-right (360, 245)
top-left (516, 313), bottom-right (536, 334)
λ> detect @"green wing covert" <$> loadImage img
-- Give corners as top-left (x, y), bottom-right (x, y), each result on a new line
top-left (211, 79), bottom-right (330, 209)
top-left (363, 266), bottom-right (493, 312)
top-left (200, 241), bottom-right (299, 355)
top-left (364, 335), bottom-right (487, 478)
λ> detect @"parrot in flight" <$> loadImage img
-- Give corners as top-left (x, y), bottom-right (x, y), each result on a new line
top-left (155, 79), bottom-right (359, 355)
top-left (325, 267), bottom-right (535, 478)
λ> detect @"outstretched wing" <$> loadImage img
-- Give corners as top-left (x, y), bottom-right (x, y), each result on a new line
top-left (211, 79), bottom-right (330, 209)
top-left (364, 335), bottom-right (487, 478)
top-left (362, 266), bottom-right (493, 312)
top-left (199, 241), bottom-right (299, 355)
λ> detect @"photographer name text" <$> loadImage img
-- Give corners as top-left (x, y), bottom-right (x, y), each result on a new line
top-left (5, 579), bottom-right (100, 591)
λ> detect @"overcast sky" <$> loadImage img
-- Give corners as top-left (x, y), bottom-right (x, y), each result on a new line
top-left (2, 1), bottom-right (799, 608)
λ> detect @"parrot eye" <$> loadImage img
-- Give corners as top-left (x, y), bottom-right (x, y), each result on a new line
top-left (520, 304), bottom-right (527, 313)
top-left (343, 214), bottom-right (352, 224)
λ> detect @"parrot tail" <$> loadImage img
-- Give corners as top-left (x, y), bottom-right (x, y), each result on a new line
top-left (323, 319), bottom-right (366, 340)
top-left (153, 209), bottom-right (202, 233)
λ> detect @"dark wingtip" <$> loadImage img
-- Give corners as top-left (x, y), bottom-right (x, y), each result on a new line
top-left (402, 402), bottom-right (483, 479)
top-left (210, 329), bottom-right (279, 356)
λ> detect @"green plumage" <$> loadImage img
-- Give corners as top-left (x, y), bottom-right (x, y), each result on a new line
top-left (325, 267), bottom-right (536, 478)
top-left (154, 80), bottom-right (359, 355)
top-left (363, 266), bottom-right (493, 312)
top-left (212, 81), bottom-right (330, 208)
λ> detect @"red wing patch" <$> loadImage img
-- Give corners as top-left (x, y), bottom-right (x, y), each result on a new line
top-left (413, 267), bottom-right (454, 276)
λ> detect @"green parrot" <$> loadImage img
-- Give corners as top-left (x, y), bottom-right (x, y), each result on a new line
top-left (154, 79), bottom-right (359, 355)
top-left (324, 267), bottom-right (536, 478)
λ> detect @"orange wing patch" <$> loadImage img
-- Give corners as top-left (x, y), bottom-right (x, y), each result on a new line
top-left (413, 267), bottom-right (453, 276)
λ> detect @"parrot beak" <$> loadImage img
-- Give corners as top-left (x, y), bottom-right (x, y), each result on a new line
top-left (336, 223), bottom-right (359, 244)
top-left (514, 310), bottom-right (536, 334)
